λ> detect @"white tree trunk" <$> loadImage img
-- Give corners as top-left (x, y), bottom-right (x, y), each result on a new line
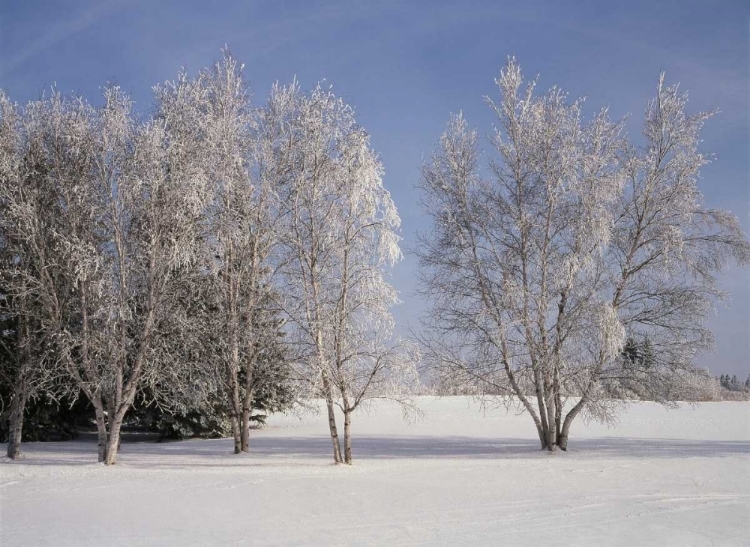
top-left (321, 371), bottom-right (342, 463)
top-left (240, 386), bottom-right (253, 453)
top-left (228, 377), bottom-right (242, 454)
top-left (343, 409), bottom-right (352, 465)
top-left (104, 409), bottom-right (126, 465)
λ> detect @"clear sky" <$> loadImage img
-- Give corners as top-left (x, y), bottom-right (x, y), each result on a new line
top-left (2, 0), bottom-right (748, 376)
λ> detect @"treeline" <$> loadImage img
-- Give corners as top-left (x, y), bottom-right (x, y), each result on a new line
top-left (718, 374), bottom-right (750, 392)
top-left (715, 374), bottom-right (750, 401)
top-left (0, 51), bottom-right (418, 465)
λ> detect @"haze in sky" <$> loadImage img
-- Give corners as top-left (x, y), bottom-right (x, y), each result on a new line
top-left (1, 0), bottom-right (747, 376)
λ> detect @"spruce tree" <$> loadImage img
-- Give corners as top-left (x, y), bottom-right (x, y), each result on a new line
top-left (642, 337), bottom-right (655, 369)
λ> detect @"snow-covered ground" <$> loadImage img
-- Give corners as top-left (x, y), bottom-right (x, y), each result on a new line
top-left (1, 397), bottom-right (748, 546)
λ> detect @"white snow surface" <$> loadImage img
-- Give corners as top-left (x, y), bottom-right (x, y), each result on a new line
top-left (1, 397), bottom-right (749, 546)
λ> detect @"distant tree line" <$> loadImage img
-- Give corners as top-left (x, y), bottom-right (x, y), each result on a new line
top-left (718, 374), bottom-right (750, 392)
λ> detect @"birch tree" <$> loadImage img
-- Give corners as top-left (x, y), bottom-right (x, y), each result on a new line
top-left (89, 77), bottom-right (212, 465)
top-left (0, 91), bottom-right (78, 459)
top-left (274, 83), bottom-right (414, 464)
top-left (0, 92), bottom-right (32, 459)
top-left (187, 52), bottom-right (288, 454)
top-left (0, 269), bottom-right (50, 460)
top-left (0, 77), bottom-right (212, 464)
top-left (418, 59), bottom-right (750, 451)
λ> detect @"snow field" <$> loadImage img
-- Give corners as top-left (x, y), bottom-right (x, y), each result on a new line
top-left (1, 397), bottom-right (748, 546)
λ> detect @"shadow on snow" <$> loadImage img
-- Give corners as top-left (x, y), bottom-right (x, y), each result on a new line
top-left (3, 434), bottom-right (748, 467)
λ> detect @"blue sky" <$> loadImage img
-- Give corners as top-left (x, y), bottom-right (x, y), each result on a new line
top-left (2, 0), bottom-right (748, 376)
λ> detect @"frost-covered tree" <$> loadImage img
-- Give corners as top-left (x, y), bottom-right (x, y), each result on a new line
top-left (418, 59), bottom-right (750, 451)
top-left (125, 306), bottom-right (295, 441)
top-left (0, 280), bottom-right (51, 459)
top-left (0, 92), bottom-right (32, 459)
top-left (185, 52), bottom-right (289, 454)
top-left (0, 91), bottom-right (76, 459)
top-left (2, 55), bottom-right (417, 465)
top-left (0, 79), bottom-right (213, 464)
top-left (274, 83), bottom-right (416, 464)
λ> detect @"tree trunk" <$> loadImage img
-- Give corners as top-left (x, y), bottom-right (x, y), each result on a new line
top-left (104, 412), bottom-right (124, 465)
top-left (240, 348), bottom-right (256, 453)
top-left (558, 432), bottom-right (569, 451)
top-left (321, 372), bottom-right (342, 463)
top-left (544, 384), bottom-right (557, 452)
top-left (325, 394), bottom-right (343, 464)
top-left (6, 391), bottom-right (27, 460)
top-left (535, 425), bottom-right (547, 450)
top-left (554, 364), bottom-right (562, 443)
top-left (343, 409), bottom-right (352, 465)
top-left (558, 396), bottom-right (587, 451)
top-left (533, 368), bottom-right (549, 447)
top-left (240, 387), bottom-right (253, 453)
top-left (228, 369), bottom-right (242, 454)
top-left (7, 321), bottom-right (30, 460)
top-left (93, 404), bottom-right (109, 463)
top-left (230, 412), bottom-right (241, 454)
top-left (558, 416), bottom-right (576, 451)
top-left (502, 355), bottom-right (548, 451)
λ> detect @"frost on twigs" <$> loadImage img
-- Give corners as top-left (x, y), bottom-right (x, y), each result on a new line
top-left (0, 52), bottom-right (417, 464)
top-left (272, 83), bottom-right (418, 464)
top-left (417, 58), bottom-right (750, 452)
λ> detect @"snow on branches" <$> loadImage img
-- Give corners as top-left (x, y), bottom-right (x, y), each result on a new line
top-left (417, 58), bottom-right (750, 451)
top-left (0, 54), bottom-right (415, 465)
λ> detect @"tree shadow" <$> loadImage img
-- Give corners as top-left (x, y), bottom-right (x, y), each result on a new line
top-left (571, 437), bottom-right (750, 458)
top-left (245, 435), bottom-right (750, 460)
top-left (5, 434), bottom-right (746, 468)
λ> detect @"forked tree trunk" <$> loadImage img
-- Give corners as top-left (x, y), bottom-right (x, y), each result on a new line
top-left (6, 391), bottom-right (27, 460)
top-left (325, 395), bottom-right (343, 463)
top-left (536, 418), bottom-right (560, 452)
top-left (502, 357), bottom-right (548, 452)
top-left (321, 372), bottom-right (342, 463)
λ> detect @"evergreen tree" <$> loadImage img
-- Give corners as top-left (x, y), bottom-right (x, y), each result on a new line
top-left (124, 302), bottom-right (296, 441)
top-left (622, 338), bottom-right (640, 367)
top-left (641, 337), bottom-right (655, 369)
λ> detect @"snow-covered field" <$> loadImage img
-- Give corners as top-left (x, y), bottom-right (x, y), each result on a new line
top-left (1, 397), bottom-right (748, 546)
